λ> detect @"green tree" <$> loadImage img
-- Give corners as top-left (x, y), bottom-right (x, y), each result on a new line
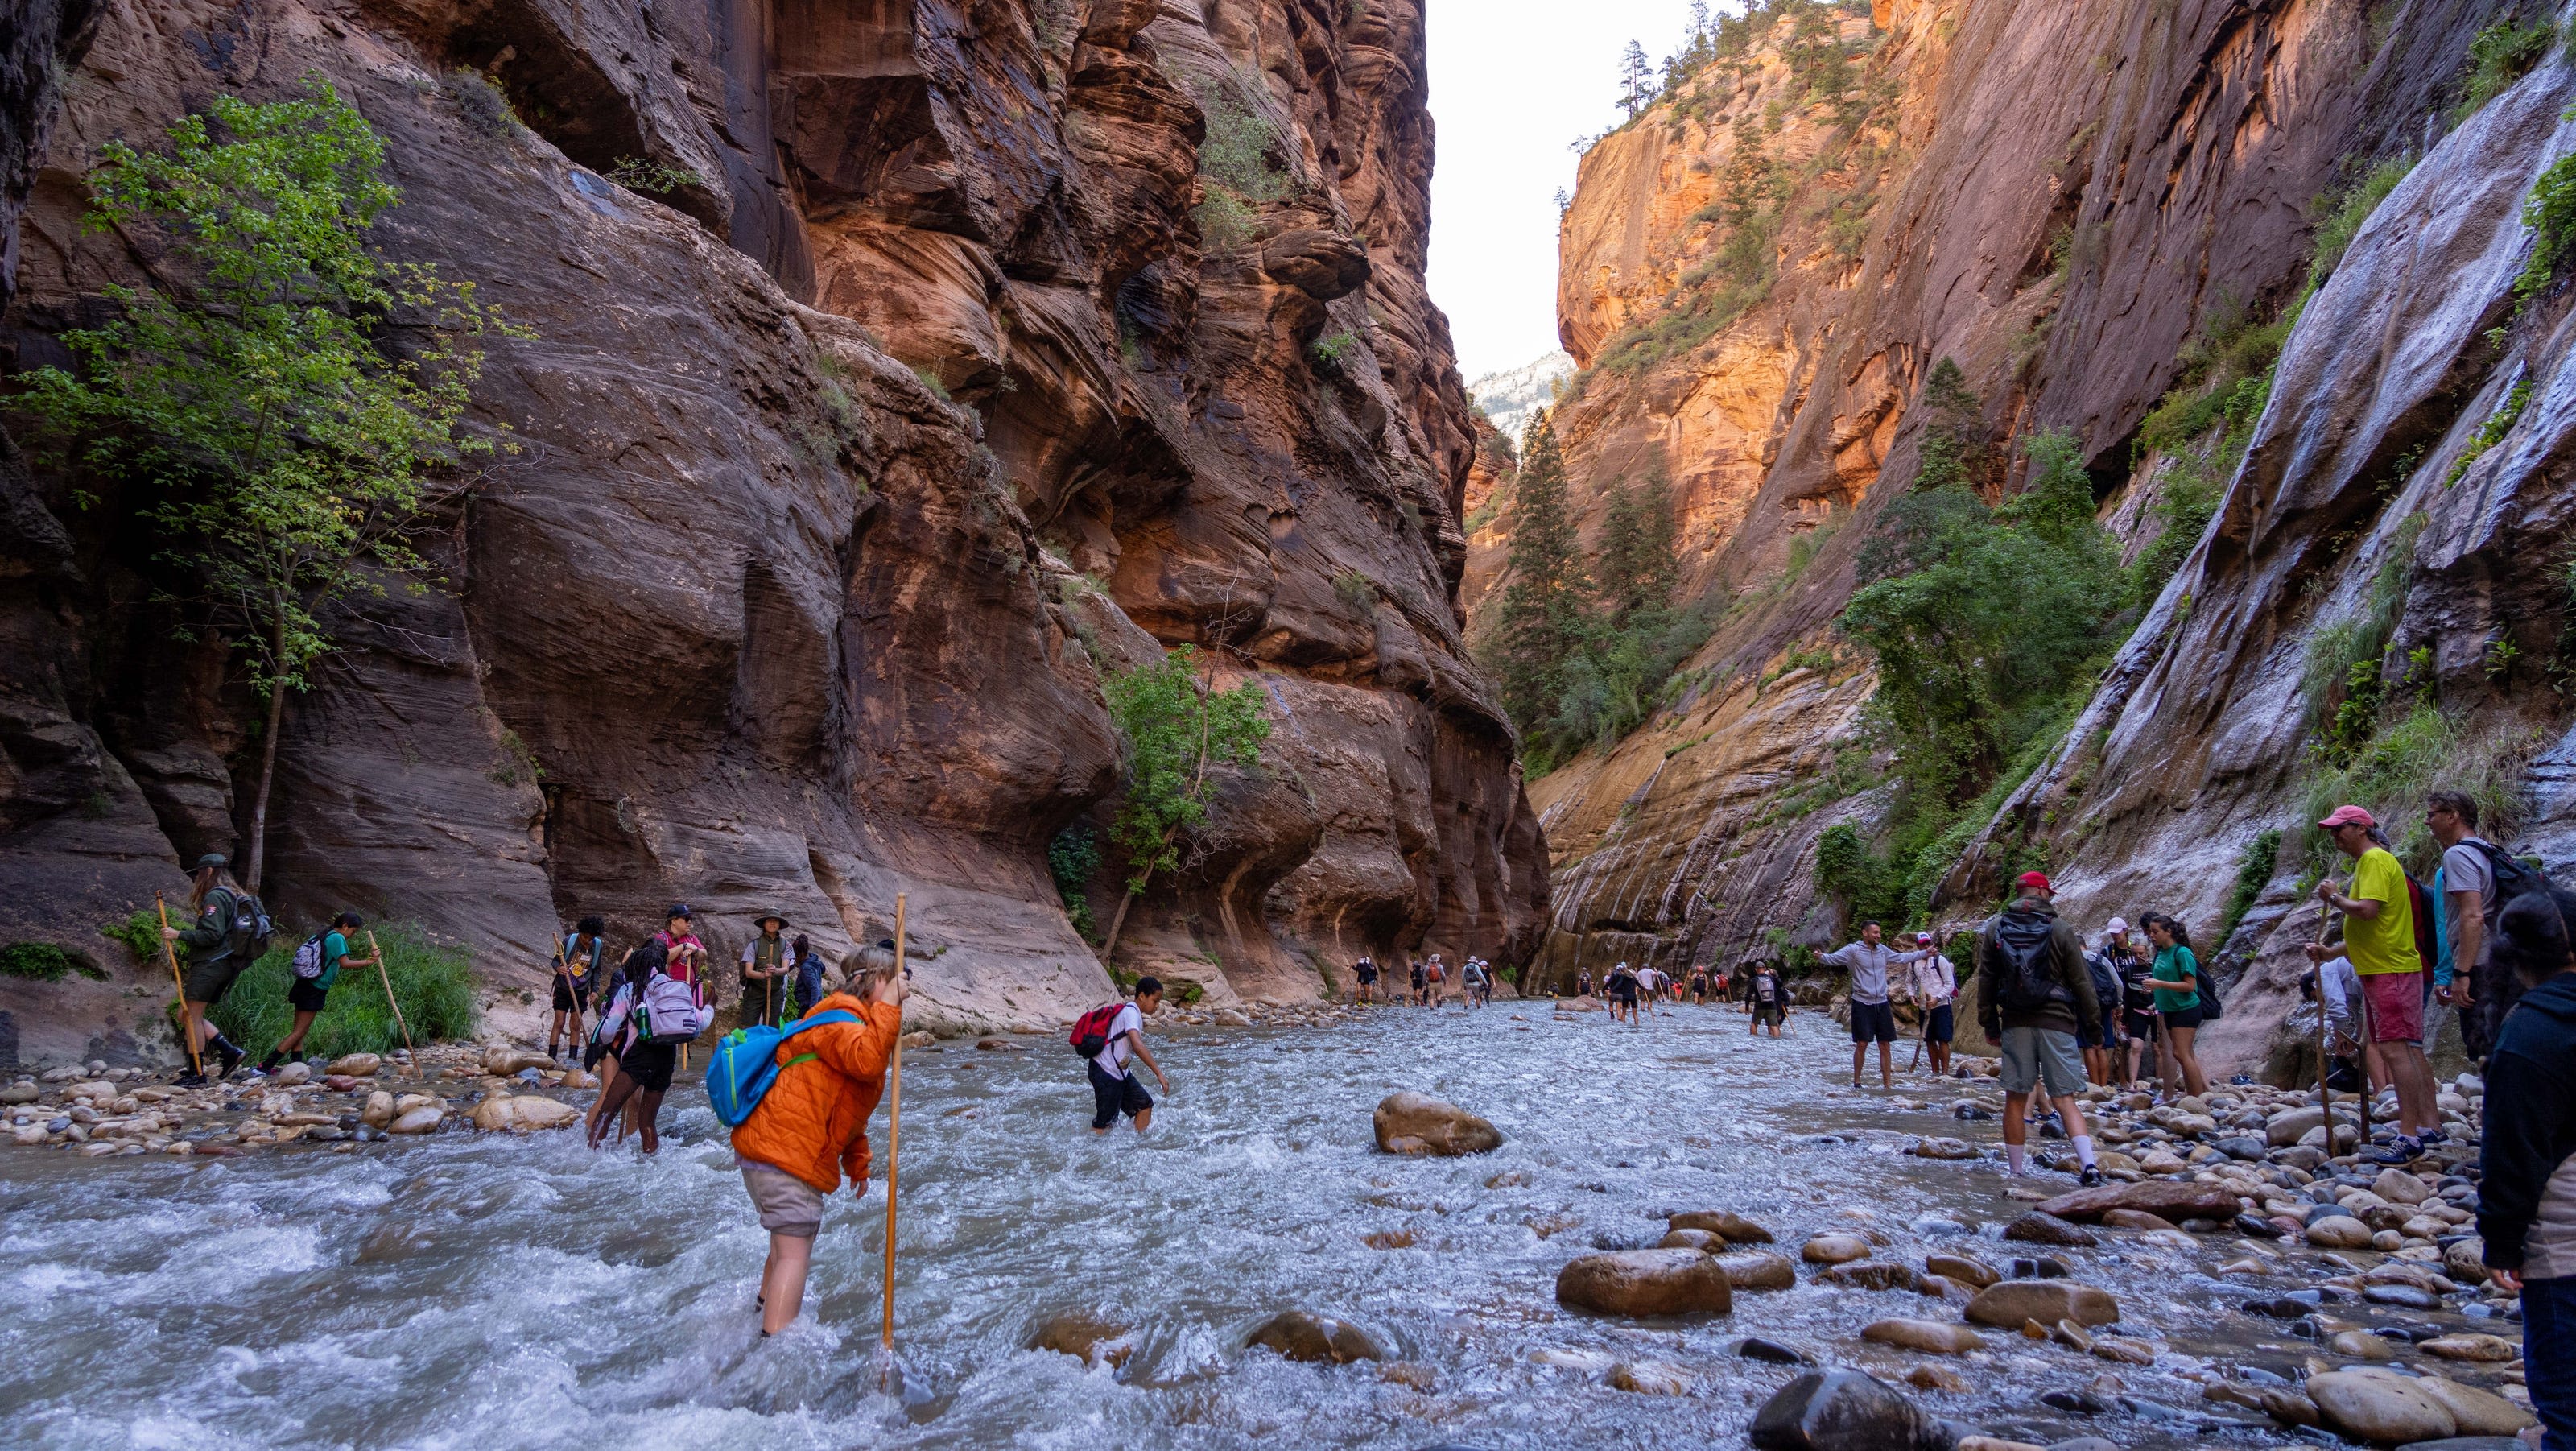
top-left (1096, 647), bottom-right (1273, 961)
top-left (1488, 415), bottom-right (1592, 753)
top-left (1594, 467), bottom-right (1678, 621)
top-left (14, 78), bottom-right (523, 891)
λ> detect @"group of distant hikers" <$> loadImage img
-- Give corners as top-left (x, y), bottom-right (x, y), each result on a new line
top-left (1345, 952), bottom-right (1496, 1007)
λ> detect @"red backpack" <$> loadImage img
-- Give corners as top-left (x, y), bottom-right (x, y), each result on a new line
top-left (1071, 1003), bottom-right (1125, 1058)
top-left (2405, 873), bottom-right (2441, 974)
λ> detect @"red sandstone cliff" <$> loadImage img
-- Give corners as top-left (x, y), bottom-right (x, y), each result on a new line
top-left (1477, 0), bottom-right (2565, 1081)
top-left (0, 0), bottom-right (1546, 1063)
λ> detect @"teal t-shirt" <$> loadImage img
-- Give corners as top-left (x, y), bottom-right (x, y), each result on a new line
top-left (320, 931), bottom-right (350, 990)
top-left (2151, 944), bottom-right (2200, 1013)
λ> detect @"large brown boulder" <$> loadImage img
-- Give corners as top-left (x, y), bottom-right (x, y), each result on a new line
top-left (1372, 1092), bottom-right (1504, 1155)
top-left (1555, 1249), bottom-right (1734, 1317)
top-left (1245, 1311), bottom-right (1384, 1364)
top-left (1964, 1280), bottom-right (2120, 1329)
top-left (2033, 1181), bottom-right (2247, 1223)
top-left (1670, 1209), bottom-right (1774, 1243)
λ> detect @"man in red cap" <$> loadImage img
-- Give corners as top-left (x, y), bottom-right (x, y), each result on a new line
top-left (2315, 805), bottom-right (2440, 1163)
top-left (1976, 870), bottom-right (2103, 1184)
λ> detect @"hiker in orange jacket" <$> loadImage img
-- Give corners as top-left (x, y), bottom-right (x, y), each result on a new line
top-left (732, 940), bottom-right (906, 1336)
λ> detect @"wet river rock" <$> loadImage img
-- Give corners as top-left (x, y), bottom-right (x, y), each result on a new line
top-left (1802, 1234), bottom-right (1872, 1264)
top-left (1963, 1280), bottom-right (2118, 1329)
top-left (1669, 1209), bottom-right (1774, 1242)
top-left (2033, 1181), bottom-right (2245, 1223)
top-left (1555, 1249), bottom-right (1733, 1317)
top-left (2305, 1370), bottom-right (2535, 1445)
top-left (1821, 1262), bottom-right (1923, 1292)
top-left (1750, 1369), bottom-right (1937, 1451)
top-left (1029, 1312), bottom-right (1133, 1368)
top-left (1245, 1311), bottom-right (1385, 1364)
top-left (1372, 1093), bottom-right (1503, 1156)
top-left (2001, 1212), bottom-right (2096, 1247)
top-left (1715, 1250), bottom-right (1799, 1291)
top-left (1923, 1254), bottom-right (1999, 1288)
top-left (1860, 1318), bottom-right (1985, 1354)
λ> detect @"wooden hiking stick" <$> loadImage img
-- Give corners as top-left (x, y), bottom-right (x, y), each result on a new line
top-left (156, 893), bottom-right (204, 1078)
top-left (2315, 954), bottom-right (2333, 1146)
top-left (366, 928), bottom-right (416, 1066)
top-left (882, 892), bottom-right (908, 1361)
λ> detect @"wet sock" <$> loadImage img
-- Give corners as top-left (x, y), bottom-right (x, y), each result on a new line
top-left (2006, 1143), bottom-right (2027, 1175)
top-left (2073, 1135), bottom-right (2098, 1169)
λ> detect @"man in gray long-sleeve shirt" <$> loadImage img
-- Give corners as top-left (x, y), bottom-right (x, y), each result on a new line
top-left (1820, 923), bottom-right (1934, 1089)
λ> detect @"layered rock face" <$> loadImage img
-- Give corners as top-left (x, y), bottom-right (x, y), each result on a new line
top-left (0, 0), bottom-right (1544, 1062)
top-left (1478, 0), bottom-right (2547, 1047)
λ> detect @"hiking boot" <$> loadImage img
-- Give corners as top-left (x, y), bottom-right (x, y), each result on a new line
top-left (175, 1070), bottom-right (208, 1089)
top-left (2078, 1164), bottom-right (2105, 1188)
top-left (2363, 1137), bottom-right (2423, 1166)
top-left (213, 1039), bottom-right (246, 1080)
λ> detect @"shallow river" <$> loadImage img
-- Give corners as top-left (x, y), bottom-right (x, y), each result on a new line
top-left (0, 1003), bottom-right (2434, 1449)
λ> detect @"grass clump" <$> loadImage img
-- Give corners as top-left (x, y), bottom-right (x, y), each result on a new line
top-left (2307, 155), bottom-right (2414, 298)
top-left (0, 943), bottom-right (108, 982)
top-left (1191, 75), bottom-right (1292, 254)
top-left (1049, 825), bottom-right (1102, 943)
top-left (2454, 17), bottom-right (2555, 120)
top-left (605, 157), bottom-right (706, 195)
top-left (208, 924), bottom-right (479, 1059)
top-left (2446, 378), bottom-right (2533, 486)
top-left (2520, 149), bottom-right (2576, 302)
top-left (2219, 828), bottom-right (2282, 944)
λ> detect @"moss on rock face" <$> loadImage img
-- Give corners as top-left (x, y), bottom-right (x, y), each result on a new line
top-left (0, 943), bottom-right (106, 982)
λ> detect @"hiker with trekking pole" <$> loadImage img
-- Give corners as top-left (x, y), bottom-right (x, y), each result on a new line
top-left (159, 853), bottom-right (273, 1085)
top-left (258, 912), bottom-right (374, 1075)
top-left (586, 935), bottom-right (706, 1155)
top-left (709, 914), bottom-right (906, 1337)
top-left (551, 916), bottom-right (607, 1063)
top-left (742, 912), bottom-right (792, 1030)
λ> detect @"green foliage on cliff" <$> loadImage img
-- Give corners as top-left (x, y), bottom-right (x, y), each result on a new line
top-left (9, 78), bottom-right (523, 889)
top-left (1049, 825), bottom-right (1103, 942)
top-left (1820, 368), bottom-right (2126, 926)
top-left (1192, 72), bottom-right (1293, 253)
top-left (2455, 17), bottom-right (2556, 120)
top-left (2520, 150), bottom-right (2576, 300)
top-left (1484, 419), bottom-right (1711, 772)
top-left (1102, 647), bottom-right (1273, 895)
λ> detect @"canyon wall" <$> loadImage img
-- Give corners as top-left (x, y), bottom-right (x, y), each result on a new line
top-left (1481, 0), bottom-right (2571, 1076)
top-left (0, 0), bottom-right (1545, 1064)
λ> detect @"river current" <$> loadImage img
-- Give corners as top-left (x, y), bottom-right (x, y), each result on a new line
top-left (2, 1002), bottom-right (2353, 1449)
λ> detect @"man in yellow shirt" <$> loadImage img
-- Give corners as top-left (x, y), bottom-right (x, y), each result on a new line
top-left (2314, 804), bottom-right (2440, 1163)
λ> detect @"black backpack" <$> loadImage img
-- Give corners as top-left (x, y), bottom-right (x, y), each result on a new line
top-left (1991, 910), bottom-right (2069, 1013)
top-left (211, 887), bottom-right (275, 962)
top-left (2467, 839), bottom-right (2544, 908)
top-left (2192, 952), bottom-right (2224, 1020)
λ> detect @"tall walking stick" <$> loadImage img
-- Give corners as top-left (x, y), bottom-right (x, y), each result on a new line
top-left (366, 928), bottom-right (416, 1068)
top-left (157, 893), bottom-right (203, 1077)
top-left (2316, 954), bottom-right (2334, 1146)
top-left (881, 892), bottom-right (907, 1358)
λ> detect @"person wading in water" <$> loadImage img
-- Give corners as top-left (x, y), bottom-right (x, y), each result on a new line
top-left (1976, 871), bottom-right (2103, 1184)
top-left (161, 853), bottom-right (267, 1085)
top-left (588, 937), bottom-right (705, 1155)
top-left (731, 940), bottom-right (906, 1336)
top-left (551, 916), bottom-right (607, 1062)
top-left (742, 912), bottom-right (792, 1030)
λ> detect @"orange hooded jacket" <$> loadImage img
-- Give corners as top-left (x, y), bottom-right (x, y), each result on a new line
top-left (729, 994), bottom-right (902, 1195)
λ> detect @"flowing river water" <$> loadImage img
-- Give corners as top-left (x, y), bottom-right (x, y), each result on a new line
top-left (0, 1002), bottom-right (2461, 1449)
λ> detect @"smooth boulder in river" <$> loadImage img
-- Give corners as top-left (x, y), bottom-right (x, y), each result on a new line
top-left (1245, 1310), bottom-right (1384, 1364)
top-left (2001, 1212), bottom-right (2095, 1246)
top-left (1372, 1092), bottom-right (1502, 1156)
top-left (1555, 1249), bottom-right (1733, 1317)
top-left (1715, 1250), bottom-right (1799, 1291)
top-left (1750, 1369), bottom-right (1932, 1451)
top-left (1964, 1280), bottom-right (2118, 1329)
top-left (2033, 1180), bottom-right (2244, 1223)
top-left (1670, 1209), bottom-right (1774, 1242)
top-left (2306, 1371), bottom-right (2461, 1445)
top-left (468, 1094), bottom-right (579, 1132)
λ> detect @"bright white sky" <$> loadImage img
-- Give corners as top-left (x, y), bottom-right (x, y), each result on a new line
top-left (1425, 0), bottom-right (1718, 380)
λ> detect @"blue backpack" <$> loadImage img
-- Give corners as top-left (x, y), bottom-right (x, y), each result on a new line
top-left (704, 1010), bottom-right (859, 1127)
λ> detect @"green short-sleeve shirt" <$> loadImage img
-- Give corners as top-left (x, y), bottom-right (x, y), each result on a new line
top-left (320, 931), bottom-right (350, 990)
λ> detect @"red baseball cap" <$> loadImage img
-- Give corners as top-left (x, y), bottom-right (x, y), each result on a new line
top-left (2316, 804), bottom-right (2376, 830)
top-left (2016, 870), bottom-right (2053, 892)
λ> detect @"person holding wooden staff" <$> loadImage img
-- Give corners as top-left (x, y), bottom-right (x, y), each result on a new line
top-left (160, 853), bottom-right (266, 1084)
top-left (741, 912), bottom-right (792, 1030)
top-left (729, 936), bottom-right (906, 1336)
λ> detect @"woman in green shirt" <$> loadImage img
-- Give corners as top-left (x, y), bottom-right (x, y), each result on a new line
top-left (260, 912), bottom-right (375, 1073)
top-left (2140, 912), bottom-right (2209, 1098)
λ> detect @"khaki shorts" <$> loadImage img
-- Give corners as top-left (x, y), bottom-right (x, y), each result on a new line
top-left (184, 955), bottom-right (245, 1005)
top-left (739, 1159), bottom-right (825, 1239)
top-left (2000, 1026), bottom-right (2084, 1098)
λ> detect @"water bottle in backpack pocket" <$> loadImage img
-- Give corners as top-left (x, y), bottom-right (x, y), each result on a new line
top-left (638, 970), bottom-right (707, 1044)
top-left (705, 1010), bottom-right (860, 1126)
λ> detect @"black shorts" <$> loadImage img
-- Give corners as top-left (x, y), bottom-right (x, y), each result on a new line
top-left (2122, 1010), bottom-right (2158, 1040)
top-left (621, 1041), bottom-right (678, 1092)
top-left (1922, 1004), bottom-right (1955, 1044)
top-left (1356, 969), bottom-right (1377, 985)
top-left (1088, 1061), bottom-right (1152, 1128)
top-left (287, 977), bottom-right (331, 1014)
top-left (2161, 1003), bottom-right (2207, 1031)
top-left (2076, 1018), bottom-right (2104, 1049)
top-left (1849, 1000), bottom-right (1897, 1044)
top-left (552, 978), bottom-right (590, 1013)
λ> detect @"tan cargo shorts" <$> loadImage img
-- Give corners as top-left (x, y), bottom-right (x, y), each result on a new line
top-left (738, 1158), bottom-right (824, 1238)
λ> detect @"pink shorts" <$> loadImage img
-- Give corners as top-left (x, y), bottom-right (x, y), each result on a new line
top-left (2360, 969), bottom-right (2425, 1045)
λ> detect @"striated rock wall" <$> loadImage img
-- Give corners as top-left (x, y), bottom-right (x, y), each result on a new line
top-left (1480, 0), bottom-right (2536, 1016)
top-left (0, 0), bottom-right (1544, 1064)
